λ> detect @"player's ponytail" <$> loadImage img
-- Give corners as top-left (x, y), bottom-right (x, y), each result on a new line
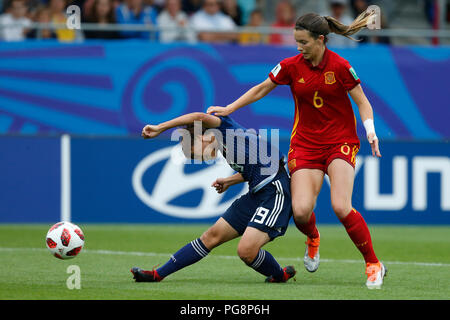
top-left (324, 10), bottom-right (376, 41)
top-left (295, 9), bottom-right (376, 42)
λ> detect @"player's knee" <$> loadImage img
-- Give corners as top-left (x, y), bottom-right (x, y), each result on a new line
top-left (292, 201), bottom-right (314, 224)
top-left (331, 200), bottom-right (352, 219)
top-left (200, 227), bottom-right (222, 250)
top-left (237, 242), bottom-right (258, 265)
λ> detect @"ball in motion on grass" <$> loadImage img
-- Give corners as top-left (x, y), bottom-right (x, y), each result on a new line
top-left (45, 222), bottom-right (84, 259)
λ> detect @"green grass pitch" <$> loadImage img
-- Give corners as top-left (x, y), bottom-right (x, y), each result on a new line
top-left (0, 224), bottom-right (449, 300)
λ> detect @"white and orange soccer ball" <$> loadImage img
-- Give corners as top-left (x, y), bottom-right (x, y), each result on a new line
top-left (45, 222), bottom-right (85, 259)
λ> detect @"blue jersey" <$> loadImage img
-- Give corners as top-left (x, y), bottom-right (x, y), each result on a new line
top-left (215, 116), bottom-right (286, 193)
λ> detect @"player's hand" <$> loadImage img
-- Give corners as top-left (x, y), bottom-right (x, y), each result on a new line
top-left (142, 125), bottom-right (161, 139)
top-left (368, 132), bottom-right (381, 157)
top-left (211, 178), bottom-right (231, 194)
top-left (207, 105), bottom-right (232, 116)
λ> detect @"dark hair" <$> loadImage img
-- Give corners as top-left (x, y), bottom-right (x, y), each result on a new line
top-left (183, 122), bottom-right (207, 142)
top-left (295, 10), bottom-right (376, 42)
top-left (8, 0), bottom-right (27, 7)
top-left (87, 0), bottom-right (116, 23)
top-left (178, 122), bottom-right (207, 159)
top-left (250, 8), bottom-right (263, 16)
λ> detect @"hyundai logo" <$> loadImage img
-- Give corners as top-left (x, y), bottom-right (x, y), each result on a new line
top-left (132, 145), bottom-right (249, 219)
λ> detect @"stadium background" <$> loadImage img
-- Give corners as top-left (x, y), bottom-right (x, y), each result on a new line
top-left (0, 0), bottom-right (449, 301)
top-left (1, 0), bottom-right (449, 225)
top-left (0, 42), bottom-right (449, 225)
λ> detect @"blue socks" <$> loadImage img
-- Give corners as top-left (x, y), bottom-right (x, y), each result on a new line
top-left (155, 239), bottom-right (283, 281)
top-left (249, 249), bottom-right (284, 281)
top-left (156, 238), bottom-right (210, 278)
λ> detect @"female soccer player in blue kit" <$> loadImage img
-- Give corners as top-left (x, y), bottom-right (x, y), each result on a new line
top-left (130, 112), bottom-right (296, 283)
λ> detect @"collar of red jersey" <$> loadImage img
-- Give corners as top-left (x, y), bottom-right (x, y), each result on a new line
top-left (303, 47), bottom-right (329, 70)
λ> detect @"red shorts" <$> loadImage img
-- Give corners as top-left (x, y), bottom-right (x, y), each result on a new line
top-left (287, 142), bottom-right (360, 175)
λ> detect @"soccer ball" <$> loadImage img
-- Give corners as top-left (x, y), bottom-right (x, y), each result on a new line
top-left (46, 222), bottom-right (85, 259)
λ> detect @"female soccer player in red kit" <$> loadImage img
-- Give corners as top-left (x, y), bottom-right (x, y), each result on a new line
top-left (208, 10), bottom-right (386, 289)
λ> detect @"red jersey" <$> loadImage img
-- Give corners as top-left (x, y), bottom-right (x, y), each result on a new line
top-left (269, 48), bottom-right (361, 149)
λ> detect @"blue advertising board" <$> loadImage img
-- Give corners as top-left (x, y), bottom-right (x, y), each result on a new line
top-left (0, 136), bottom-right (60, 222)
top-left (70, 137), bottom-right (450, 225)
top-left (1, 136), bottom-right (448, 224)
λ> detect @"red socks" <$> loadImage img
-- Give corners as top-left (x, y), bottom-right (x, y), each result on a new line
top-left (294, 209), bottom-right (378, 264)
top-left (340, 209), bottom-right (379, 264)
top-left (294, 211), bottom-right (320, 239)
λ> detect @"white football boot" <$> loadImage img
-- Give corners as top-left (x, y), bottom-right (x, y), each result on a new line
top-left (365, 261), bottom-right (387, 289)
top-left (303, 232), bottom-right (320, 273)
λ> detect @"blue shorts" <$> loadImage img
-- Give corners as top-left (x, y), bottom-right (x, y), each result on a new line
top-left (222, 167), bottom-right (292, 240)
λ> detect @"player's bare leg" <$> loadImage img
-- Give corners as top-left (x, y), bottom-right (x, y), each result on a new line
top-left (238, 227), bottom-right (296, 283)
top-left (291, 169), bottom-right (323, 272)
top-left (328, 159), bottom-right (386, 289)
top-left (200, 217), bottom-right (240, 250)
top-left (327, 159), bottom-right (355, 221)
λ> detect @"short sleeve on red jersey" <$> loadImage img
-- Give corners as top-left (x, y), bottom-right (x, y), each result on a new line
top-left (269, 61), bottom-right (291, 85)
top-left (339, 60), bottom-right (361, 91)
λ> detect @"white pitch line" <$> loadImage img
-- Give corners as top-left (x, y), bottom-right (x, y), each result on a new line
top-left (1, 247), bottom-right (450, 268)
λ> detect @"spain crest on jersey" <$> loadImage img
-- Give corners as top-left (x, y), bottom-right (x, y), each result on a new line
top-left (324, 71), bottom-right (336, 84)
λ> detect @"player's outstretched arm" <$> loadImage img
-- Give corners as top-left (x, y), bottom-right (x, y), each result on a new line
top-left (211, 173), bottom-right (245, 194)
top-left (142, 112), bottom-right (221, 139)
top-left (207, 78), bottom-right (277, 116)
top-left (349, 84), bottom-right (382, 158)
